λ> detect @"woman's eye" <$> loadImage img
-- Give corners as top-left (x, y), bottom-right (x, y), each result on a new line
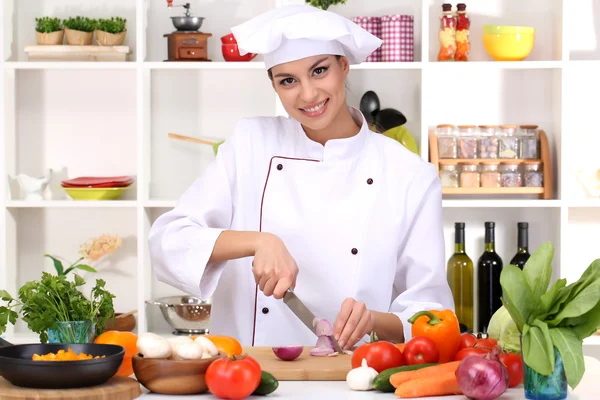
top-left (313, 67), bottom-right (328, 75)
top-left (280, 77), bottom-right (295, 86)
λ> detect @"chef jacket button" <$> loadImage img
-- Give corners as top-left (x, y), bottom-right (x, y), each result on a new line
top-left (351, 248), bottom-right (358, 255)
top-left (262, 307), bottom-right (269, 314)
top-left (367, 178), bottom-right (373, 185)
top-left (277, 164), bottom-right (283, 171)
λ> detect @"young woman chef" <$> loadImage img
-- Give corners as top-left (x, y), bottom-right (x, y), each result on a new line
top-left (149, 5), bottom-right (454, 350)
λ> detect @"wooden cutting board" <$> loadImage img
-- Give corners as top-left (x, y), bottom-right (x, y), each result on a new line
top-left (0, 376), bottom-right (141, 400)
top-left (244, 346), bottom-right (353, 381)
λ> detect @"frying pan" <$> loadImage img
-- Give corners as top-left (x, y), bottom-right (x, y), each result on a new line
top-left (0, 337), bottom-right (125, 389)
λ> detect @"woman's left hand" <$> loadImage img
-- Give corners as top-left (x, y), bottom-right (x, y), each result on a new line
top-left (333, 298), bottom-right (375, 350)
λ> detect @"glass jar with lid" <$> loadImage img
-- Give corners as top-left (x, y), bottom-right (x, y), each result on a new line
top-left (437, 124), bottom-right (457, 159)
top-left (497, 125), bottom-right (519, 159)
top-left (457, 125), bottom-right (478, 159)
top-left (478, 125), bottom-right (499, 159)
top-left (500, 161), bottom-right (522, 187)
top-left (459, 162), bottom-right (480, 188)
top-left (439, 164), bottom-right (459, 188)
top-left (523, 161), bottom-right (543, 187)
top-left (480, 160), bottom-right (501, 188)
top-left (519, 125), bottom-right (539, 159)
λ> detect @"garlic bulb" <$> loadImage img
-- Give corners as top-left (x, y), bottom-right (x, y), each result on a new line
top-left (137, 332), bottom-right (172, 359)
top-left (176, 342), bottom-right (204, 360)
top-left (346, 358), bottom-right (378, 391)
top-left (194, 336), bottom-right (219, 359)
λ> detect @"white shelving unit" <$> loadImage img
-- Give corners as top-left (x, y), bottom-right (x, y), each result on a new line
top-left (2, 0), bottom-right (600, 355)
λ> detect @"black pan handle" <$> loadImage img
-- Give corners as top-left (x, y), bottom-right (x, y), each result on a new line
top-left (0, 337), bottom-right (15, 348)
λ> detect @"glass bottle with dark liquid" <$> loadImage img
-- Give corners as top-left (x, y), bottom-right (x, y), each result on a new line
top-left (447, 222), bottom-right (474, 333)
top-left (477, 221), bottom-right (503, 334)
top-left (510, 222), bottom-right (531, 270)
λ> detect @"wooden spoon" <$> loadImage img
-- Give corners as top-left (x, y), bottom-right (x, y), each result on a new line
top-left (168, 133), bottom-right (218, 146)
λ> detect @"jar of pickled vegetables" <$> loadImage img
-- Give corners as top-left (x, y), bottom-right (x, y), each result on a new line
top-left (440, 164), bottom-right (459, 188)
top-left (478, 125), bottom-right (499, 159)
top-left (454, 3), bottom-right (470, 61)
top-left (457, 125), bottom-right (478, 159)
top-left (498, 125), bottom-right (519, 159)
top-left (459, 162), bottom-right (480, 188)
top-left (438, 3), bottom-right (456, 61)
top-left (519, 125), bottom-right (539, 159)
top-left (500, 161), bottom-right (522, 187)
top-left (437, 124), bottom-right (457, 158)
top-left (523, 161), bottom-right (543, 187)
top-left (480, 161), bottom-right (501, 188)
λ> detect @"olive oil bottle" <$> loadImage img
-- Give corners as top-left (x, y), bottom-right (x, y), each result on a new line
top-left (477, 221), bottom-right (503, 334)
top-left (447, 222), bottom-right (474, 333)
top-left (510, 222), bottom-right (531, 270)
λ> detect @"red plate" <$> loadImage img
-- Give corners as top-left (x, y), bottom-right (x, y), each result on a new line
top-left (61, 176), bottom-right (134, 187)
top-left (61, 181), bottom-right (133, 188)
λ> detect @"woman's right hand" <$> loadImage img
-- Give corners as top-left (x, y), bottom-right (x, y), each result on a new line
top-left (252, 233), bottom-right (299, 299)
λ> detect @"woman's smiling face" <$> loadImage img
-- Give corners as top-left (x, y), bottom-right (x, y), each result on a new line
top-left (270, 54), bottom-right (349, 132)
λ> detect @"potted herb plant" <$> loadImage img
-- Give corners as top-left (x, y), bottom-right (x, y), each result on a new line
top-left (95, 17), bottom-right (127, 46)
top-left (63, 16), bottom-right (97, 45)
top-left (0, 234), bottom-right (122, 344)
top-left (500, 241), bottom-right (600, 399)
top-left (305, 0), bottom-right (347, 10)
top-left (35, 17), bottom-right (64, 45)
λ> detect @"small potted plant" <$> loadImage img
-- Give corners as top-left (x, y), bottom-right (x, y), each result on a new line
top-left (63, 16), bottom-right (97, 45)
top-left (305, 0), bottom-right (347, 10)
top-left (95, 17), bottom-right (127, 46)
top-left (35, 17), bottom-right (64, 45)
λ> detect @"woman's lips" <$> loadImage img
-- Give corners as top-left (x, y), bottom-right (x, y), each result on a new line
top-left (300, 99), bottom-right (329, 118)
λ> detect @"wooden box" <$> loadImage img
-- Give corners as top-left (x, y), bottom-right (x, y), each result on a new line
top-left (24, 45), bottom-right (130, 62)
top-left (164, 32), bottom-right (212, 62)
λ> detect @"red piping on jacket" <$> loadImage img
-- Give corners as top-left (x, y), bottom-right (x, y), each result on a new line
top-left (251, 155), bottom-right (320, 346)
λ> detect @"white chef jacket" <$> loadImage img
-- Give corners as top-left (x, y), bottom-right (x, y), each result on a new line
top-left (148, 106), bottom-right (455, 347)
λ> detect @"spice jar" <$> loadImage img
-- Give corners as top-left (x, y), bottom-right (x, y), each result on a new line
top-left (497, 125), bottom-right (520, 159)
top-left (478, 125), bottom-right (498, 159)
top-left (480, 161), bottom-right (501, 188)
top-left (437, 3), bottom-right (457, 61)
top-left (439, 164), bottom-right (459, 188)
top-left (454, 3), bottom-right (470, 61)
top-left (519, 125), bottom-right (540, 159)
top-left (437, 124), bottom-right (457, 158)
top-left (459, 162), bottom-right (480, 188)
top-left (457, 125), bottom-right (478, 159)
top-left (523, 161), bottom-right (544, 187)
top-left (500, 161), bottom-right (522, 187)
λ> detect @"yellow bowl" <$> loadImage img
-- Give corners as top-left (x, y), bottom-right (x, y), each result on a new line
top-left (483, 25), bottom-right (535, 61)
top-left (62, 187), bottom-right (130, 200)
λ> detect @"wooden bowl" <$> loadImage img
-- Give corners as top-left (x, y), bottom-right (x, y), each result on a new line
top-left (132, 352), bottom-right (224, 395)
top-left (105, 313), bottom-right (136, 332)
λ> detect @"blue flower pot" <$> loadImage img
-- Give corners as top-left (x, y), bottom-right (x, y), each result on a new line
top-left (522, 344), bottom-right (567, 400)
top-left (47, 320), bottom-right (95, 344)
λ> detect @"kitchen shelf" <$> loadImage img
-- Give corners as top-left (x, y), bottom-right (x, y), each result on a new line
top-left (2, 0), bottom-right (600, 353)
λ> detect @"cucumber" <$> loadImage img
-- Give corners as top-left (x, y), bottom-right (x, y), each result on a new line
top-left (253, 370), bottom-right (279, 396)
top-left (372, 363), bottom-right (437, 392)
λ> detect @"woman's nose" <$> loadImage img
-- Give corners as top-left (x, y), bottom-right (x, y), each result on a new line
top-left (299, 81), bottom-right (319, 103)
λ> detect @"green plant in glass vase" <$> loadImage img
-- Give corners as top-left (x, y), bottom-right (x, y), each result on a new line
top-left (500, 241), bottom-right (600, 399)
top-left (0, 234), bottom-right (122, 343)
top-left (305, 0), bottom-right (347, 10)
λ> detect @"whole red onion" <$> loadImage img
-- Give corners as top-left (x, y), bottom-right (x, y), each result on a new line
top-left (456, 345), bottom-right (509, 400)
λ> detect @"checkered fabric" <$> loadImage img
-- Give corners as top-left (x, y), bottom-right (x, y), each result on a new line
top-left (351, 16), bottom-right (382, 62)
top-left (381, 14), bottom-right (414, 62)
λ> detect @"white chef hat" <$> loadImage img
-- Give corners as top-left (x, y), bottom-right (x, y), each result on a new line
top-left (230, 5), bottom-right (383, 70)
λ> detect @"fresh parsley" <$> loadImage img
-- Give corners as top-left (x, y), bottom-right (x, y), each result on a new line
top-left (0, 272), bottom-right (115, 343)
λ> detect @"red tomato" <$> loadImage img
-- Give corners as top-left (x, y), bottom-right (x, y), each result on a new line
top-left (351, 341), bottom-right (403, 373)
top-left (474, 338), bottom-right (498, 350)
top-left (454, 347), bottom-right (489, 361)
top-left (459, 333), bottom-right (477, 350)
top-left (205, 355), bottom-right (262, 399)
top-left (499, 352), bottom-right (524, 388)
top-left (402, 337), bottom-right (440, 365)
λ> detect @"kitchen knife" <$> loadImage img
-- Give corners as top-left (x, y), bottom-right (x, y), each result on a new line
top-left (283, 289), bottom-right (344, 353)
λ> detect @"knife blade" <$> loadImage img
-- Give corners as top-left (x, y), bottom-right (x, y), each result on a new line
top-left (283, 289), bottom-right (344, 353)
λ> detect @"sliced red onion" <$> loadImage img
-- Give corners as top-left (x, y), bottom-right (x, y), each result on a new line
top-left (272, 345), bottom-right (304, 361)
top-left (310, 335), bottom-right (336, 356)
top-left (312, 318), bottom-right (334, 336)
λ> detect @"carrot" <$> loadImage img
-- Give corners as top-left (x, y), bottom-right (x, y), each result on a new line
top-left (390, 361), bottom-right (461, 388)
top-left (395, 371), bottom-right (462, 398)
